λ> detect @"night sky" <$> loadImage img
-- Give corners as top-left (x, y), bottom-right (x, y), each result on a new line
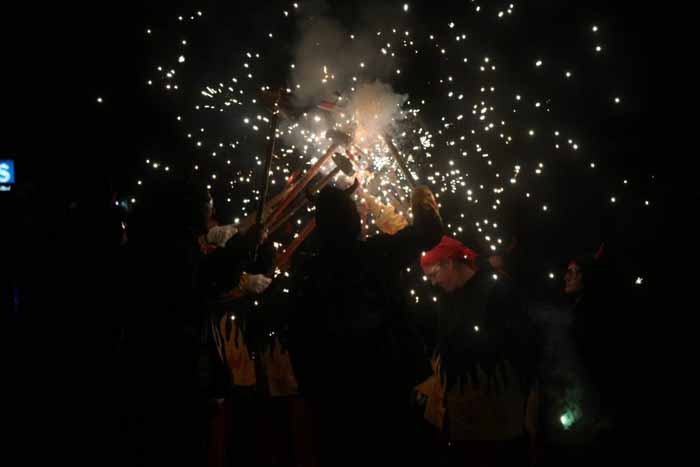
top-left (0, 0), bottom-right (669, 312)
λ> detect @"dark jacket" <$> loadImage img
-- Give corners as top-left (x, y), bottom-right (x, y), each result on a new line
top-left (289, 216), bottom-right (443, 400)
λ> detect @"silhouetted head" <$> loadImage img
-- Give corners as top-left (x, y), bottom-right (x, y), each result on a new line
top-left (307, 178), bottom-right (360, 245)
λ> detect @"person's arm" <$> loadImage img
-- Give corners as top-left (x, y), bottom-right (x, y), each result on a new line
top-left (201, 224), bottom-right (273, 299)
top-left (367, 185), bottom-right (443, 268)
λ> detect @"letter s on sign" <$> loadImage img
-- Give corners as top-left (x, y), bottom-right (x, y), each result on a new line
top-left (0, 163), bottom-right (10, 184)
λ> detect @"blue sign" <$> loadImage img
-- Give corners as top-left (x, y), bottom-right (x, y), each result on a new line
top-left (0, 160), bottom-right (14, 184)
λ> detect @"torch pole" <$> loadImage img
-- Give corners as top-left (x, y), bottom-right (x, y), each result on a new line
top-left (253, 89), bottom-right (281, 260)
top-left (384, 133), bottom-right (417, 189)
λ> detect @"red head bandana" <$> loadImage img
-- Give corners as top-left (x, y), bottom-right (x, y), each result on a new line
top-left (420, 236), bottom-right (479, 269)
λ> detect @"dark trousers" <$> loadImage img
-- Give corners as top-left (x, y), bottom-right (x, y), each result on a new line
top-left (446, 436), bottom-right (530, 467)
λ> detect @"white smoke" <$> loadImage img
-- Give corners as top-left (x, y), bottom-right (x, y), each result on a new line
top-left (347, 80), bottom-right (407, 142)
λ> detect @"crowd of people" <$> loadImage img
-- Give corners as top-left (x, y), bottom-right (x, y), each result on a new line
top-left (78, 174), bottom-right (630, 467)
top-left (4, 174), bottom-right (635, 467)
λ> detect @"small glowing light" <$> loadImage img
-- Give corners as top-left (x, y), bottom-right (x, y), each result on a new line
top-left (535, 60), bottom-right (543, 67)
top-left (529, 130), bottom-right (535, 136)
top-left (549, 273), bottom-right (555, 279)
top-left (492, 274), bottom-right (498, 280)
top-left (565, 71), bottom-right (572, 78)
top-left (610, 197), bottom-right (616, 203)
top-left (433, 296), bottom-right (438, 302)
top-left (644, 200), bottom-right (650, 206)
top-left (560, 411), bottom-right (576, 429)
top-left (592, 25), bottom-right (598, 32)
top-left (542, 205), bottom-right (548, 211)
top-left (178, 55), bottom-right (186, 63)
top-left (596, 45), bottom-right (603, 52)
top-left (635, 277), bottom-right (644, 285)
top-left (614, 97), bottom-right (621, 104)
top-left (97, 97), bottom-right (103, 103)
top-left (404, 3), bottom-right (409, 12)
